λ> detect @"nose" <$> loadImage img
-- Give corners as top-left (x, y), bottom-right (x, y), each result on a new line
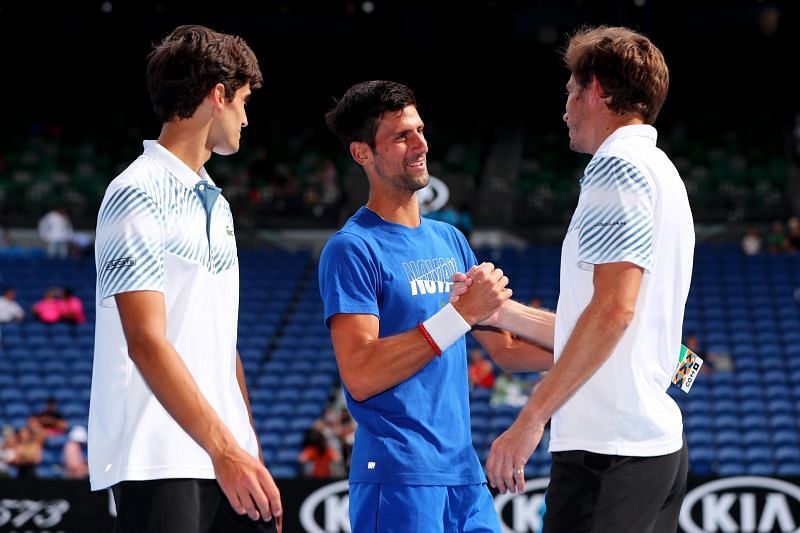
top-left (242, 111), bottom-right (248, 129)
top-left (411, 131), bottom-right (428, 154)
top-left (563, 111), bottom-right (569, 123)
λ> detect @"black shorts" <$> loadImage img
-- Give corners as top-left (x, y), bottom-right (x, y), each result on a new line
top-left (543, 435), bottom-right (688, 533)
top-left (111, 478), bottom-right (278, 533)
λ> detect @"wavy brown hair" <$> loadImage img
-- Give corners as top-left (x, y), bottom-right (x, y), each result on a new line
top-left (563, 26), bottom-right (669, 124)
top-left (146, 25), bottom-right (263, 123)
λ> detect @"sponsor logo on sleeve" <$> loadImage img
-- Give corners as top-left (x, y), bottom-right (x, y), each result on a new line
top-left (105, 257), bottom-right (136, 271)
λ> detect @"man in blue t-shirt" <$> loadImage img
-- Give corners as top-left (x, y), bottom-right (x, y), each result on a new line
top-left (319, 80), bottom-right (556, 532)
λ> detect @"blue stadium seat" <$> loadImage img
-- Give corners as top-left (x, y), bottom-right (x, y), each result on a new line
top-left (744, 448), bottom-right (772, 463)
top-left (775, 446), bottom-right (800, 463)
top-left (741, 415), bottom-right (768, 430)
top-left (713, 415), bottom-right (740, 430)
top-left (745, 463), bottom-right (775, 476)
top-left (770, 415), bottom-right (796, 430)
top-left (777, 463), bottom-right (800, 476)
top-left (269, 464), bottom-right (298, 478)
top-left (718, 462), bottom-right (745, 476)
top-left (743, 430), bottom-right (770, 447)
top-left (687, 430), bottom-right (713, 447)
top-left (767, 399), bottom-right (793, 414)
top-left (717, 446), bottom-right (745, 463)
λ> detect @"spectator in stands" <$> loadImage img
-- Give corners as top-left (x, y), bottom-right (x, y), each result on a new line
top-left (457, 202), bottom-right (473, 242)
top-left (468, 348), bottom-right (496, 389)
top-left (528, 295), bottom-right (543, 309)
top-left (10, 422), bottom-right (44, 480)
top-left (335, 409), bottom-right (356, 473)
top-left (0, 225), bottom-right (11, 250)
top-left (63, 425), bottom-right (89, 479)
top-left (38, 206), bottom-right (73, 259)
top-left (767, 220), bottom-right (787, 254)
top-left (0, 287), bottom-right (25, 323)
top-left (490, 371), bottom-right (531, 408)
top-left (741, 226), bottom-right (763, 256)
top-left (89, 24), bottom-right (280, 532)
top-left (0, 425), bottom-right (17, 478)
top-left (786, 216), bottom-right (800, 252)
top-left (69, 231), bottom-right (94, 259)
top-left (32, 397), bottom-right (68, 435)
top-left (685, 332), bottom-right (733, 375)
top-left (32, 288), bottom-right (63, 324)
top-left (298, 427), bottom-right (342, 479)
top-left (320, 80), bottom-right (555, 531)
top-left (59, 287), bottom-right (86, 325)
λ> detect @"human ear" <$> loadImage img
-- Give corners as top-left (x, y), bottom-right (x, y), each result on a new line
top-left (349, 141), bottom-right (371, 167)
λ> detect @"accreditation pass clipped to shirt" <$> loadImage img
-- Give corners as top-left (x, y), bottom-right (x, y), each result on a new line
top-left (672, 345), bottom-right (704, 393)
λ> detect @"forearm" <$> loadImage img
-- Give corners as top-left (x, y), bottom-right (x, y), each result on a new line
top-left (339, 328), bottom-right (439, 401)
top-left (472, 328), bottom-right (553, 372)
top-left (489, 300), bottom-right (555, 349)
top-left (515, 300), bottom-right (629, 430)
top-left (128, 335), bottom-right (237, 459)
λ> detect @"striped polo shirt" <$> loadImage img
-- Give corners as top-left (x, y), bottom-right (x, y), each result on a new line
top-left (551, 125), bottom-right (695, 457)
top-left (88, 140), bottom-right (258, 490)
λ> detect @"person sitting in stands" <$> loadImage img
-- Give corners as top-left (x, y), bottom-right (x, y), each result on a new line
top-left (10, 422), bottom-right (44, 480)
top-left (59, 288), bottom-right (86, 325)
top-left (32, 288), bottom-right (63, 324)
top-left (298, 427), bottom-right (342, 479)
top-left (0, 287), bottom-right (25, 323)
top-left (63, 425), bottom-right (89, 479)
top-left (32, 397), bottom-right (68, 435)
top-left (468, 348), bottom-right (496, 389)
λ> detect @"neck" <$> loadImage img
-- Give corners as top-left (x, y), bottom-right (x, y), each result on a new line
top-left (366, 190), bottom-right (421, 228)
top-left (591, 113), bottom-right (646, 153)
top-left (157, 120), bottom-right (213, 175)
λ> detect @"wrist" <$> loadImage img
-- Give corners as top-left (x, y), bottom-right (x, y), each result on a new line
top-left (421, 303), bottom-right (471, 354)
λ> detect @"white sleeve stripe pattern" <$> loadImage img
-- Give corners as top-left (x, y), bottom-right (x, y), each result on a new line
top-left (97, 186), bottom-right (165, 299)
top-left (583, 157), bottom-right (650, 194)
top-left (98, 187), bottom-right (161, 226)
top-left (577, 156), bottom-right (655, 269)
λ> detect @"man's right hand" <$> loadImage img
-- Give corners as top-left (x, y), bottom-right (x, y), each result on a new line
top-left (452, 262), bottom-right (511, 325)
top-left (212, 443), bottom-right (283, 531)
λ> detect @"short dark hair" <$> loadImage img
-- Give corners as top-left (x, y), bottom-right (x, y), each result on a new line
top-left (563, 26), bottom-right (669, 124)
top-left (146, 24), bottom-right (263, 123)
top-left (325, 80), bottom-right (417, 150)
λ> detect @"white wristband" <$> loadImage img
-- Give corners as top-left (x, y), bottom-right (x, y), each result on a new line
top-left (422, 303), bottom-right (471, 353)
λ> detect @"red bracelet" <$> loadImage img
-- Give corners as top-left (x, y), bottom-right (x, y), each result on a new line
top-left (418, 323), bottom-right (442, 356)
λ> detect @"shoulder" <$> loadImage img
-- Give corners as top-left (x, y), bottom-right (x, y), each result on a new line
top-left (103, 156), bottom-right (171, 201)
top-left (320, 229), bottom-right (374, 265)
top-left (583, 155), bottom-right (651, 196)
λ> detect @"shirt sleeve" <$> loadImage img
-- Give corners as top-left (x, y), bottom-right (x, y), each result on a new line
top-left (318, 232), bottom-right (380, 328)
top-left (577, 156), bottom-right (655, 272)
top-left (95, 185), bottom-right (165, 307)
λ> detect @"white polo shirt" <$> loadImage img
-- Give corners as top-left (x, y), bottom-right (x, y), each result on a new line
top-left (88, 140), bottom-right (257, 490)
top-left (550, 125), bottom-right (694, 457)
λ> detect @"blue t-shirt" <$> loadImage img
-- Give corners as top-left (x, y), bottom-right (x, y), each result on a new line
top-left (319, 207), bottom-right (483, 485)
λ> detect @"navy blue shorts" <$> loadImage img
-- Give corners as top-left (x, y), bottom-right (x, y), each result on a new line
top-left (349, 482), bottom-right (501, 533)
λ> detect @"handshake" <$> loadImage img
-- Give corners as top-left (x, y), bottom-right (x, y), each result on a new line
top-left (449, 262), bottom-right (512, 327)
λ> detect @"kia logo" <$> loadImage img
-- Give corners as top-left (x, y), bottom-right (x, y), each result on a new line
top-left (299, 480), bottom-right (350, 533)
top-left (494, 477), bottom-right (549, 533)
top-left (680, 476), bottom-right (800, 533)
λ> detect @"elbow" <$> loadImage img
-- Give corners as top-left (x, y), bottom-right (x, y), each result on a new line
top-left (340, 373), bottom-right (372, 402)
top-left (605, 304), bottom-right (635, 331)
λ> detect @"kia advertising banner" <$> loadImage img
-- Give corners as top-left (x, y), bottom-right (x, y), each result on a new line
top-left (3, 476), bottom-right (800, 532)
